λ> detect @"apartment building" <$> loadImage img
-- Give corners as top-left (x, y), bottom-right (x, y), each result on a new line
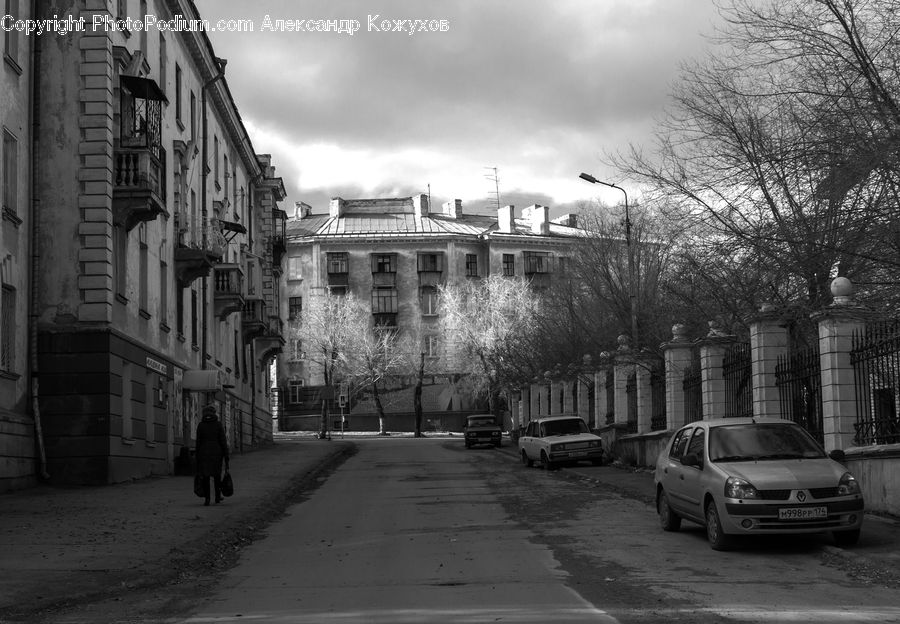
top-left (0, 0), bottom-right (288, 487)
top-left (277, 195), bottom-right (586, 431)
top-left (0, 0), bottom-right (35, 491)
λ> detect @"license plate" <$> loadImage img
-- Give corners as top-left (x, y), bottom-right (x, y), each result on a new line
top-left (778, 506), bottom-right (827, 520)
top-left (569, 450), bottom-right (588, 457)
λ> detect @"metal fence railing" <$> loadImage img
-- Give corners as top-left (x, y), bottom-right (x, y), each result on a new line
top-left (683, 356), bottom-right (703, 423)
top-left (851, 320), bottom-right (900, 446)
top-left (775, 344), bottom-right (823, 443)
top-left (724, 342), bottom-right (752, 418)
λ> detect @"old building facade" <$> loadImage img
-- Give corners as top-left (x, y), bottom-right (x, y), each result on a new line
top-left (277, 195), bottom-right (586, 431)
top-left (0, 0), bottom-right (285, 490)
top-left (0, 0), bottom-right (35, 491)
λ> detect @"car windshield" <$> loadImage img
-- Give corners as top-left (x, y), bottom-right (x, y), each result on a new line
top-left (543, 419), bottom-right (589, 436)
top-left (468, 417), bottom-right (496, 427)
top-left (709, 424), bottom-right (826, 462)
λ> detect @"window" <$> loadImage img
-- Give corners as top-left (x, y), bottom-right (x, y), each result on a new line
top-left (371, 254), bottom-right (396, 273)
top-left (686, 428), bottom-right (706, 463)
top-left (116, 0), bottom-right (126, 20)
top-left (223, 154), bottom-right (229, 197)
top-left (138, 224), bottom-right (148, 313)
top-left (287, 256), bottom-right (302, 281)
top-left (502, 253), bottom-right (515, 276)
top-left (424, 334), bottom-right (439, 358)
top-left (175, 64), bottom-right (182, 126)
top-left (371, 287), bottom-right (398, 313)
top-left (289, 338), bottom-right (303, 361)
top-left (524, 251), bottom-right (551, 274)
top-left (465, 254), bottom-right (478, 277)
top-left (114, 224), bottom-right (128, 298)
top-left (669, 428), bottom-right (692, 459)
top-left (417, 253), bottom-right (443, 272)
top-left (327, 252), bottom-right (348, 273)
top-left (190, 289), bottom-right (198, 347)
top-left (158, 33), bottom-right (167, 96)
top-left (159, 259), bottom-right (168, 326)
top-left (4, 0), bottom-right (20, 68)
top-left (288, 296), bottom-right (302, 321)
top-left (213, 136), bottom-right (219, 187)
top-left (288, 379), bottom-right (304, 404)
top-left (2, 130), bottom-right (17, 217)
top-left (190, 91), bottom-right (196, 140)
top-left (0, 285), bottom-right (14, 371)
top-left (420, 287), bottom-right (438, 315)
top-left (176, 285), bottom-right (184, 337)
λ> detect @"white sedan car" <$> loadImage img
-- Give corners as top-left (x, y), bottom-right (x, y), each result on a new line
top-left (519, 416), bottom-right (604, 469)
top-left (654, 417), bottom-right (864, 550)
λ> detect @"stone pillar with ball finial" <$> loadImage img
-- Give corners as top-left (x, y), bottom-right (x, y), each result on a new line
top-left (748, 302), bottom-right (790, 418)
top-left (662, 323), bottom-right (694, 430)
top-left (699, 319), bottom-right (735, 420)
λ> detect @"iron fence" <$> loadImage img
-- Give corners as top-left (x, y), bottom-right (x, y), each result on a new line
top-left (724, 342), bottom-right (752, 418)
top-left (625, 371), bottom-right (637, 433)
top-left (650, 367), bottom-right (667, 431)
top-left (851, 320), bottom-right (900, 446)
top-left (775, 344), bottom-right (823, 443)
top-left (683, 356), bottom-right (703, 423)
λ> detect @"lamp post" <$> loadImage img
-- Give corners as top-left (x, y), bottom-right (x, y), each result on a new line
top-left (579, 172), bottom-right (638, 348)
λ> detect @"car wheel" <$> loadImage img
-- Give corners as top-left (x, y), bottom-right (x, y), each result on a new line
top-left (833, 529), bottom-right (861, 547)
top-left (540, 450), bottom-right (556, 470)
top-left (658, 489), bottom-right (681, 532)
top-left (521, 450), bottom-right (533, 467)
top-left (705, 500), bottom-right (733, 551)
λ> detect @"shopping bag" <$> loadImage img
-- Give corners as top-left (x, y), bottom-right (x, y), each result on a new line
top-left (221, 470), bottom-right (234, 497)
top-left (193, 473), bottom-right (205, 498)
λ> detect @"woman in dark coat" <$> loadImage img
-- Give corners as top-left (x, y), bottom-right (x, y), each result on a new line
top-left (195, 404), bottom-right (229, 506)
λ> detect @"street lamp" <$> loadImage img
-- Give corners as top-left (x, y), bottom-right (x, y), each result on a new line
top-left (579, 172), bottom-right (638, 348)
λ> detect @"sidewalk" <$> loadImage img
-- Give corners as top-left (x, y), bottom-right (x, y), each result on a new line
top-left (0, 438), bottom-right (355, 623)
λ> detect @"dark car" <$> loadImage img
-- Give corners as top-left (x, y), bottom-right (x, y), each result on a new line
top-left (463, 414), bottom-right (503, 448)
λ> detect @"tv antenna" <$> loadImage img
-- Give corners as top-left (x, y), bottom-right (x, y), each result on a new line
top-left (484, 166), bottom-right (501, 212)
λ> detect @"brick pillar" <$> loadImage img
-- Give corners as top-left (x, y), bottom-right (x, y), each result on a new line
top-left (613, 359), bottom-right (633, 426)
top-left (594, 369), bottom-right (607, 428)
top-left (635, 358), bottom-right (653, 433)
top-left (663, 324), bottom-right (694, 430)
top-left (699, 322), bottom-right (734, 420)
top-left (520, 386), bottom-right (531, 427)
top-left (529, 382), bottom-right (541, 418)
top-left (748, 306), bottom-right (789, 418)
top-left (814, 278), bottom-right (870, 452)
top-left (563, 380), bottom-right (575, 414)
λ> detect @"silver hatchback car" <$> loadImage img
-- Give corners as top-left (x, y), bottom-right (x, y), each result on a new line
top-left (654, 418), bottom-right (864, 550)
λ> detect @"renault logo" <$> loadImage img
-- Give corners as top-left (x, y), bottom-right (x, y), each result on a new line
top-left (797, 491), bottom-right (807, 502)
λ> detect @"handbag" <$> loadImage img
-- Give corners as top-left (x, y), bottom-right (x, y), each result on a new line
top-left (221, 470), bottom-right (234, 497)
top-left (193, 473), bottom-right (205, 498)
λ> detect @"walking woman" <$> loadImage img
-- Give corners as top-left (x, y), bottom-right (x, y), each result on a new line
top-left (195, 404), bottom-right (229, 506)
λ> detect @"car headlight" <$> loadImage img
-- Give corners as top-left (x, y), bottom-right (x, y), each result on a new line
top-left (838, 472), bottom-right (861, 495)
top-left (553, 444), bottom-right (565, 452)
top-left (588, 440), bottom-right (600, 448)
top-left (725, 477), bottom-right (759, 499)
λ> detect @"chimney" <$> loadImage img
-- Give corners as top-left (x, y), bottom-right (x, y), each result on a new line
top-left (528, 204), bottom-right (549, 235)
top-left (498, 205), bottom-right (516, 233)
top-left (442, 199), bottom-right (462, 219)
top-left (294, 201), bottom-right (312, 219)
top-left (329, 197), bottom-right (345, 218)
top-left (413, 193), bottom-right (430, 218)
top-left (551, 213), bottom-right (577, 228)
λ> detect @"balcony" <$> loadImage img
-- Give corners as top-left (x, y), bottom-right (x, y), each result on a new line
top-left (242, 298), bottom-right (268, 343)
top-left (175, 218), bottom-right (227, 287)
top-left (213, 264), bottom-right (244, 319)
top-left (113, 146), bottom-right (168, 231)
top-left (254, 317), bottom-right (285, 363)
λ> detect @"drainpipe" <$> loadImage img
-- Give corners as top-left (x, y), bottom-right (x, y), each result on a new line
top-left (200, 58), bottom-right (227, 373)
top-left (30, 0), bottom-right (49, 480)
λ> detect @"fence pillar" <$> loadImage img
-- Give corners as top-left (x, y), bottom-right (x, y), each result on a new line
top-left (529, 382), bottom-right (542, 418)
top-left (699, 321), bottom-right (735, 420)
top-left (613, 359), bottom-right (633, 426)
top-left (520, 386), bottom-right (531, 428)
top-left (594, 369), bottom-right (607, 428)
top-left (635, 357), bottom-right (654, 433)
top-left (814, 278), bottom-right (869, 452)
top-left (749, 306), bottom-right (789, 419)
top-left (663, 324), bottom-right (694, 430)
top-left (563, 380), bottom-right (576, 414)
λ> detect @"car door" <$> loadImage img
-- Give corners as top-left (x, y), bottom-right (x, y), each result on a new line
top-left (677, 427), bottom-right (707, 520)
top-left (520, 422), bottom-right (537, 459)
top-left (661, 426), bottom-right (694, 515)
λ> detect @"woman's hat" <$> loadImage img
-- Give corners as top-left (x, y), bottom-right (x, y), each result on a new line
top-left (202, 404), bottom-right (218, 417)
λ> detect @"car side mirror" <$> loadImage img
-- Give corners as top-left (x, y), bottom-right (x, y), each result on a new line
top-left (681, 453), bottom-right (702, 468)
top-left (829, 449), bottom-right (846, 462)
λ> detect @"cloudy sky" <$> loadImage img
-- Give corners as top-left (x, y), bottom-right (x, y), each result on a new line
top-left (194, 0), bottom-right (721, 218)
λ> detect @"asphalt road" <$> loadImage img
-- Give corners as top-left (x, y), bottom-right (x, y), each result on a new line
top-left (184, 438), bottom-right (900, 624)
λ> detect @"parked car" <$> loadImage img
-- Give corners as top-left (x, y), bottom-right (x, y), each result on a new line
top-left (519, 416), bottom-right (604, 469)
top-left (654, 417), bottom-right (864, 550)
top-left (463, 414), bottom-right (503, 448)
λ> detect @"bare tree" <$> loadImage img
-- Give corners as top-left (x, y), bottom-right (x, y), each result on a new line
top-left (611, 0), bottom-right (900, 318)
top-left (348, 327), bottom-right (408, 436)
top-left (438, 275), bottom-right (541, 417)
top-left (291, 290), bottom-right (368, 439)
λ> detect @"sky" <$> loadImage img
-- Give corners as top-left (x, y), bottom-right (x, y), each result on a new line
top-left (193, 0), bottom-right (722, 219)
